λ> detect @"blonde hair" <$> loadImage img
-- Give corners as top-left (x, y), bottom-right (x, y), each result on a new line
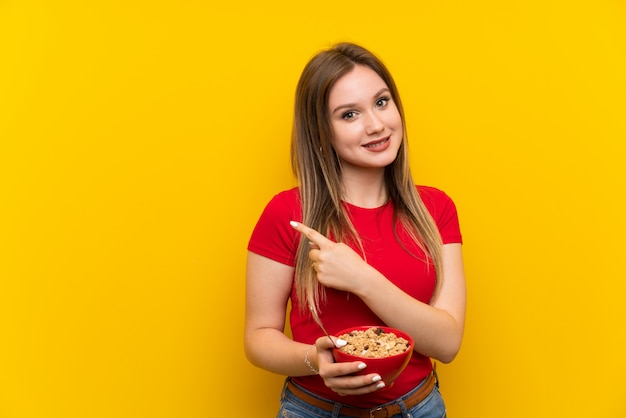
top-left (291, 42), bottom-right (443, 314)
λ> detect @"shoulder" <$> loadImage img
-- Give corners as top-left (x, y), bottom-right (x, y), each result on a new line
top-left (254, 187), bottom-right (302, 226)
top-left (416, 185), bottom-right (455, 207)
top-left (272, 187), bottom-right (300, 203)
top-left (264, 187), bottom-right (301, 213)
top-left (248, 187), bottom-right (301, 266)
top-left (416, 185), bottom-right (462, 243)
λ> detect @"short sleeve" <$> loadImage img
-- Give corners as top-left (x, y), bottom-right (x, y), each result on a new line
top-left (247, 188), bottom-right (302, 266)
top-left (417, 186), bottom-right (463, 244)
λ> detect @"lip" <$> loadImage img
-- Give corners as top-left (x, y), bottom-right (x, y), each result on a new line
top-left (362, 136), bottom-right (391, 152)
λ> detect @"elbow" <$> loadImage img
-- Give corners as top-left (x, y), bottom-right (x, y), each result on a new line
top-left (436, 350), bottom-right (459, 364)
top-left (433, 337), bottom-right (463, 364)
top-left (244, 345), bottom-right (255, 366)
top-left (243, 335), bottom-right (262, 368)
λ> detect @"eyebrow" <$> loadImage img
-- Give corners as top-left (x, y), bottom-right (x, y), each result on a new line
top-left (331, 88), bottom-right (391, 115)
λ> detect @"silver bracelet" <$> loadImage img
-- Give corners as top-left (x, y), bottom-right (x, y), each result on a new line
top-left (304, 346), bottom-right (318, 374)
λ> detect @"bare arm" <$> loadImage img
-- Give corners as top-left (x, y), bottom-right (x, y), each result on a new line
top-left (356, 243), bottom-right (466, 363)
top-left (244, 251), bottom-right (313, 376)
top-left (291, 222), bottom-right (466, 364)
top-left (244, 250), bottom-right (388, 394)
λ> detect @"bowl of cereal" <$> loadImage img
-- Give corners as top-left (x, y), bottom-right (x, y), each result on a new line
top-left (332, 326), bottom-right (414, 385)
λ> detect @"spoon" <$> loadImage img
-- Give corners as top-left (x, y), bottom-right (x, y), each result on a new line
top-left (309, 305), bottom-right (339, 348)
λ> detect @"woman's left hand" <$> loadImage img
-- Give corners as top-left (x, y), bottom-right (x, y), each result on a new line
top-left (290, 221), bottom-right (375, 294)
top-left (314, 335), bottom-right (386, 396)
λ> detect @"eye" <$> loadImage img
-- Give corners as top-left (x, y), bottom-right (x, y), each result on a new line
top-left (375, 97), bottom-right (390, 108)
top-left (341, 111), bottom-right (356, 120)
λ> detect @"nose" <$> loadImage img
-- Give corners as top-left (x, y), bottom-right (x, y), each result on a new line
top-left (365, 111), bottom-right (384, 135)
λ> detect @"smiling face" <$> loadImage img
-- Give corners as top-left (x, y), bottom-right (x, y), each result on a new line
top-left (327, 64), bottom-right (403, 175)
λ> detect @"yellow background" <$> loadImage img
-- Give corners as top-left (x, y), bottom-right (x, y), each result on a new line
top-left (1, 1), bottom-right (625, 417)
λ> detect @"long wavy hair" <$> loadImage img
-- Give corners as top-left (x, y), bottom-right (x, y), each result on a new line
top-left (291, 42), bottom-right (443, 315)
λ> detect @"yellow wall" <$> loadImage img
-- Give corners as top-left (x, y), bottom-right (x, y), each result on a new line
top-left (1, 1), bottom-right (625, 417)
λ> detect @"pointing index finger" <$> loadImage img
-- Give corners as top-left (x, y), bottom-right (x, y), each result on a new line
top-left (289, 221), bottom-right (333, 247)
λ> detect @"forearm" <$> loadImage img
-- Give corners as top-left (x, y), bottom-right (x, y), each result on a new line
top-left (353, 243), bottom-right (466, 363)
top-left (366, 287), bottom-right (463, 362)
top-left (244, 327), bottom-right (319, 376)
top-left (355, 270), bottom-right (465, 363)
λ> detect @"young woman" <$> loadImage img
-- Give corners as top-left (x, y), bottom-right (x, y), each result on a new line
top-left (245, 42), bottom-right (466, 418)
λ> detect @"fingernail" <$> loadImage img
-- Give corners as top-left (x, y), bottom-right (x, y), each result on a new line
top-left (372, 375), bottom-right (381, 382)
top-left (335, 338), bottom-right (347, 347)
top-left (357, 363), bottom-right (367, 370)
top-left (376, 382), bottom-right (386, 389)
top-left (290, 221), bottom-right (298, 228)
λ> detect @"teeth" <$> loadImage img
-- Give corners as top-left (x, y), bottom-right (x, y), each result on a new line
top-left (365, 138), bottom-right (387, 148)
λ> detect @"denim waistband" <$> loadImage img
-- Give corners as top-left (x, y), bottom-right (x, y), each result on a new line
top-left (281, 370), bottom-right (439, 418)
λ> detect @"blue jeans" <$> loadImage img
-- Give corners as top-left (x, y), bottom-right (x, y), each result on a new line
top-left (277, 375), bottom-right (447, 418)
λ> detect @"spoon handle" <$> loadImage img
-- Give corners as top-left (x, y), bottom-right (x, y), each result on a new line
top-left (309, 305), bottom-right (338, 348)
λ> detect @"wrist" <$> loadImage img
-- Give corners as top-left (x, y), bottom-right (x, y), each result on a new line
top-left (304, 345), bottom-right (318, 375)
top-left (353, 267), bottom-right (384, 300)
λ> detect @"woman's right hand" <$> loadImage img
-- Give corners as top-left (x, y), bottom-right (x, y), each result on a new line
top-left (314, 336), bottom-right (386, 396)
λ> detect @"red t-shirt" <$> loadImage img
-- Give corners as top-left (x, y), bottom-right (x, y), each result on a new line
top-left (248, 186), bottom-right (462, 407)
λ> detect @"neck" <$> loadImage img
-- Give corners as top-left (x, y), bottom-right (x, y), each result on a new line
top-left (341, 168), bottom-right (388, 208)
